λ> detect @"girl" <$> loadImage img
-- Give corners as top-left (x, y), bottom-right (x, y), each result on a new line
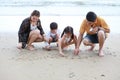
top-left (58, 26), bottom-right (77, 56)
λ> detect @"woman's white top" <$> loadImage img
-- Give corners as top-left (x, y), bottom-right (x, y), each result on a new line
top-left (30, 24), bottom-right (38, 31)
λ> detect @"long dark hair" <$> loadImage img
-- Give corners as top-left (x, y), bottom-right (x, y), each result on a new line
top-left (30, 10), bottom-right (40, 26)
top-left (30, 10), bottom-right (40, 17)
top-left (61, 26), bottom-right (74, 39)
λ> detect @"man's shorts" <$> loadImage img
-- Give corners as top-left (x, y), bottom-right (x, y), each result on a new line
top-left (84, 34), bottom-right (99, 43)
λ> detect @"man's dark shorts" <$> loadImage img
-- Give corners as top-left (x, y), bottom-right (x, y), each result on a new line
top-left (84, 34), bottom-right (99, 43)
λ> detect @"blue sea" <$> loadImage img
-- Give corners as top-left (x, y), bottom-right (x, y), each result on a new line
top-left (0, 0), bottom-right (120, 33)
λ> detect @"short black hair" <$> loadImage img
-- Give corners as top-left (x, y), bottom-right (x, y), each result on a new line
top-left (50, 22), bottom-right (58, 30)
top-left (86, 11), bottom-right (97, 22)
top-left (31, 10), bottom-right (40, 17)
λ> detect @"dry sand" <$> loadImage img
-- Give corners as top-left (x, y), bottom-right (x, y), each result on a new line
top-left (0, 32), bottom-right (120, 80)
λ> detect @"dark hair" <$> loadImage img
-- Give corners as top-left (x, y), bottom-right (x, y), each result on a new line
top-left (31, 10), bottom-right (40, 17)
top-left (86, 11), bottom-right (97, 22)
top-left (61, 26), bottom-right (74, 39)
top-left (50, 22), bottom-right (58, 30)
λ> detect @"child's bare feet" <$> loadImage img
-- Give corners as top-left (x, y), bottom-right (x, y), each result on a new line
top-left (99, 50), bottom-right (104, 57)
top-left (59, 52), bottom-right (65, 57)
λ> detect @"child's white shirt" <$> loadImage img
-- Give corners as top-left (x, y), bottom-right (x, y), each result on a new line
top-left (46, 29), bottom-right (61, 39)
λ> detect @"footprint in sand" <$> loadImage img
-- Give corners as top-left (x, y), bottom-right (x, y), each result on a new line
top-left (101, 74), bottom-right (105, 77)
top-left (69, 72), bottom-right (75, 78)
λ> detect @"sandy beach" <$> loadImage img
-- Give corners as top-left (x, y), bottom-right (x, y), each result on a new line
top-left (0, 0), bottom-right (120, 79)
top-left (0, 30), bottom-right (120, 80)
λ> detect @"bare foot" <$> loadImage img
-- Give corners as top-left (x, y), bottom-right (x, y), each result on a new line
top-left (99, 50), bottom-right (104, 57)
top-left (17, 43), bottom-right (22, 49)
top-left (27, 45), bottom-right (35, 51)
top-left (59, 52), bottom-right (65, 57)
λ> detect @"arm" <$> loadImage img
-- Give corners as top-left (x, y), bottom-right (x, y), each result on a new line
top-left (18, 18), bottom-right (30, 48)
top-left (37, 20), bottom-right (45, 35)
top-left (45, 31), bottom-right (51, 42)
top-left (88, 27), bottom-right (99, 34)
top-left (74, 33), bottom-right (83, 55)
top-left (18, 18), bottom-right (30, 43)
top-left (58, 34), bottom-right (66, 56)
top-left (69, 35), bottom-right (78, 48)
top-left (74, 20), bottom-right (85, 55)
top-left (100, 18), bottom-right (110, 33)
top-left (40, 26), bottom-right (45, 35)
top-left (76, 33), bottom-right (83, 49)
top-left (98, 27), bottom-right (110, 33)
top-left (56, 31), bottom-right (60, 40)
top-left (74, 35), bottom-right (78, 49)
top-left (37, 20), bottom-right (48, 41)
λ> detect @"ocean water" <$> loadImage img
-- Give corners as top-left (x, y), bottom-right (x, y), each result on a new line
top-left (0, 0), bottom-right (120, 33)
top-left (0, 0), bottom-right (120, 16)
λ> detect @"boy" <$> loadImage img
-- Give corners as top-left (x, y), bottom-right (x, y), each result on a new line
top-left (44, 22), bottom-right (60, 50)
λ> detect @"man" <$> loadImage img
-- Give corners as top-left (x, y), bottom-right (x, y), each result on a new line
top-left (74, 11), bottom-right (110, 57)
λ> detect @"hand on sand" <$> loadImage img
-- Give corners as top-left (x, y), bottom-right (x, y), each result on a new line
top-left (74, 49), bottom-right (79, 55)
top-left (59, 52), bottom-right (65, 57)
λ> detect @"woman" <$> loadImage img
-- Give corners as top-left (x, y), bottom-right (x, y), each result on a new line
top-left (17, 10), bottom-right (47, 50)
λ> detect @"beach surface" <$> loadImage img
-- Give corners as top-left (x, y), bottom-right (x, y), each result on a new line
top-left (0, 0), bottom-right (120, 79)
top-left (0, 16), bottom-right (120, 80)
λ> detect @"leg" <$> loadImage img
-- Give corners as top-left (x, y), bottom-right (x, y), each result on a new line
top-left (58, 37), bottom-right (76, 56)
top-left (58, 39), bottom-right (65, 57)
top-left (27, 30), bottom-right (42, 50)
top-left (61, 36), bottom-right (77, 49)
top-left (83, 38), bottom-right (95, 51)
top-left (44, 37), bottom-right (53, 51)
top-left (98, 30), bottom-right (105, 57)
top-left (65, 35), bottom-right (77, 48)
